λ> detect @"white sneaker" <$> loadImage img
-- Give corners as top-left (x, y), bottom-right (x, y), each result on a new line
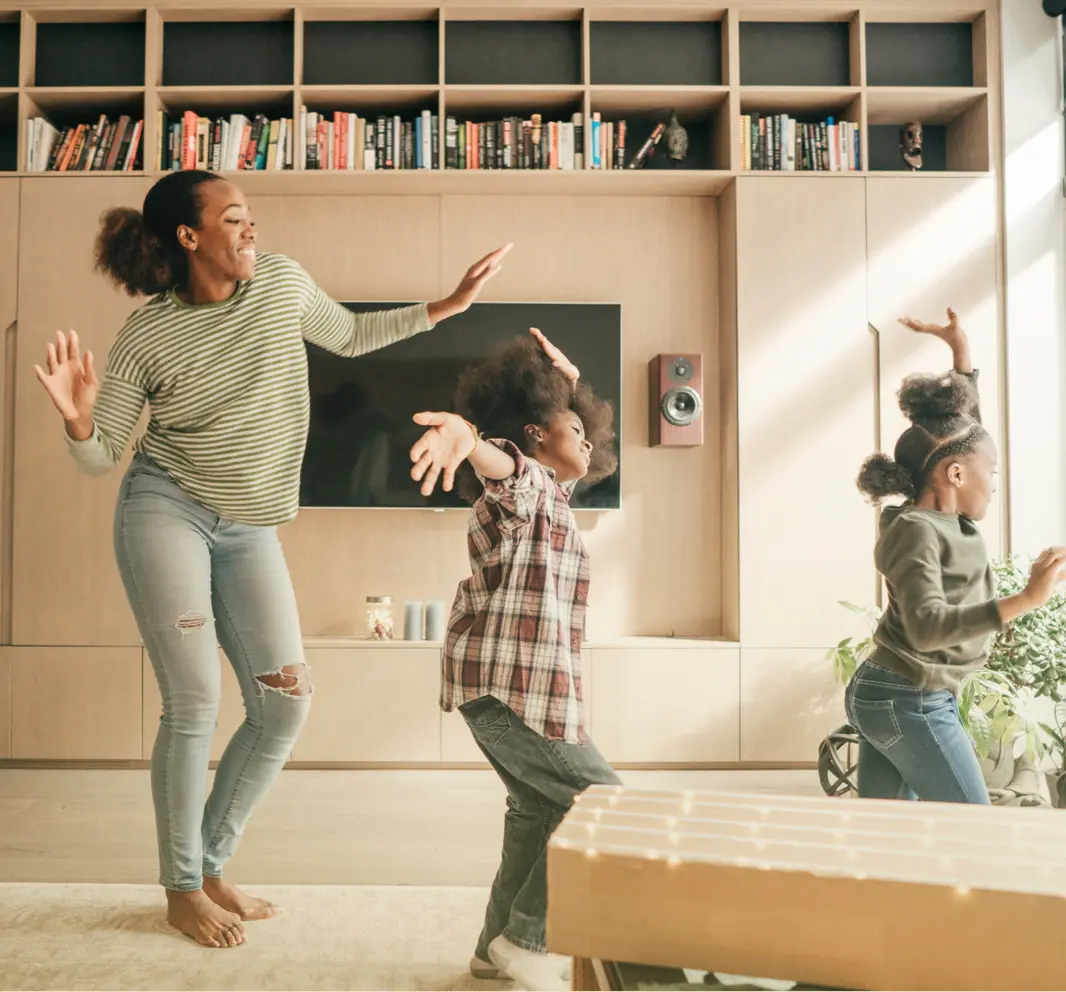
top-left (469, 955), bottom-right (500, 979)
top-left (470, 950), bottom-right (570, 982)
top-left (487, 935), bottom-right (570, 991)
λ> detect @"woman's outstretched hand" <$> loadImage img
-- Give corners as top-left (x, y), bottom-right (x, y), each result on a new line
top-left (428, 243), bottom-right (513, 324)
top-left (530, 327), bottom-right (579, 382)
top-left (410, 411), bottom-right (478, 496)
top-left (34, 330), bottom-right (98, 438)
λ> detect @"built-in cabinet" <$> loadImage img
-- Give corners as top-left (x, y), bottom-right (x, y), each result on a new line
top-left (728, 174), bottom-right (999, 761)
top-left (9, 646), bottom-right (142, 759)
top-left (0, 172), bottom-right (1001, 767)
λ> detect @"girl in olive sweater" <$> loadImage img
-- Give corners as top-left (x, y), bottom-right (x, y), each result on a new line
top-left (851, 309), bottom-right (1065, 804)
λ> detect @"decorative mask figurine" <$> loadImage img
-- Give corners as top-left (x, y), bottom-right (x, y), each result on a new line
top-left (899, 121), bottom-right (923, 171)
top-left (664, 110), bottom-right (689, 166)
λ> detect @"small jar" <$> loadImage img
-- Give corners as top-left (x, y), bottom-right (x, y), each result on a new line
top-left (365, 596), bottom-right (395, 640)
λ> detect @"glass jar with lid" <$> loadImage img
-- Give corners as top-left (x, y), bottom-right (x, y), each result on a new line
top-left (365, 596), bottom-right (395, 640)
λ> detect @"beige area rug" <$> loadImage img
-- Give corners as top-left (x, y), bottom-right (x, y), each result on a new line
top-left (0, 883), bottom-right (515, 992)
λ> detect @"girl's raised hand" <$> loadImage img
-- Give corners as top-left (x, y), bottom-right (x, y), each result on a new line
top-left (530, 327), bottom-right (579, 382)
top-left (409, 411), bottom-right (478, 496)
top-left (899, 307), bottom-right (961, 341)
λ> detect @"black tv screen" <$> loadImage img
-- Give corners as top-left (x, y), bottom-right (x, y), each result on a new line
top-left (300, 301), bottom-right (623, 510)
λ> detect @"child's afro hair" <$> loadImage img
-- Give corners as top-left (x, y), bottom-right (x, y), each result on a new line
top-left (454, 335), bottom-right (617, 503)
top-left (857, 371), bottom-right (988, 503)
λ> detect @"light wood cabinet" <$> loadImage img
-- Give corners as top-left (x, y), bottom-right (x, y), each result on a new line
top-left (11, 176), bottom-right (151, 647)
top-left (141, 650), bottom-right (246, 762)
top-left (10, 646), bottom-right (142, 760)
top-left (739, 647), bottom-right (845, 763)
top-left (591, 646), bottom-right (740, 764)
top-left (0, 179), bottom-right (19, 648)
top-left (294, 646), bottom-right (441, 762)
top-left (733, 176), bottom-right (877, 648)
top-left (866, 176), bottom-right (1002, 556)
top-left (0, 647), bottom-right (10, 759)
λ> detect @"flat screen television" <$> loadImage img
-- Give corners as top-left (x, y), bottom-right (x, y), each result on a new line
top-left (300, 301), bottom-right (623, 510)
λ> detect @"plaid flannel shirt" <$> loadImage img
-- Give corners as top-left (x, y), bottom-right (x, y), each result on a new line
top-left (440, 439), bottom-right (590, 742)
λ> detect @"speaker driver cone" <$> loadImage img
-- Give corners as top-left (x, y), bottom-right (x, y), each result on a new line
top-left (661, 386), bottom-right (702, 427)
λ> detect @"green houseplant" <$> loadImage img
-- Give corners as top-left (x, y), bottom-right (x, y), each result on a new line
top-left (822, 556), bottom-right (1066, 798)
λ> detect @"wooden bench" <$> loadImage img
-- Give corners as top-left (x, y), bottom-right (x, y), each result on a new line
top-left (547, 787), bottom-right (1066, 990)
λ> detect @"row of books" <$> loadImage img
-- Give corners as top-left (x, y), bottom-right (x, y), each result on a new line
top-left (25, 115), bottom-right (143, 172)
top-left (160, 111), bottom-right (295, 172)
top-left (740, 114), bottom-right (860, 172)
top-left (445, 112), bottom-right (584, 171)
top-left (261, 108), bottom-right (590, 172)
top-left (303, 109), bottom-right (436, 170)
top-left (589, 113), bottom-right (628, 169)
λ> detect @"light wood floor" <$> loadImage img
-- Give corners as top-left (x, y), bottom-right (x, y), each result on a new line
top-left (0, 768), bottom-right (818, 886)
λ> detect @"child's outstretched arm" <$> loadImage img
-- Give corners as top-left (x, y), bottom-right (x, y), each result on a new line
top-left (409, 411), bottom-right (514, 496)
top-left (899, 306), bottom-right (972, 374)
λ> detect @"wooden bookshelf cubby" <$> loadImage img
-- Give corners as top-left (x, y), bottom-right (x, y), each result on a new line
top-left (739, 21), bottom-right (854, 88)
top-left (35, 18), bottom-right (144, 87)
top-left (0, 14), bottom-right (17, 89)
top-left (302, 19), bottom-right (439, 87)
top-left (0, 0), bottom-right (999, 188)
top-left (589, 20), bottom-right (723, 87)
top-left (162, 18), bottom-right (294, 87)
top-left (444, 18), bottom-right (582, 87)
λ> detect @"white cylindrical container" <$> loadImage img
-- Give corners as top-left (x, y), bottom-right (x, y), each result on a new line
top-left (424, 600), bottom-right (446, 642)
top-left (403, 600), bottom-right (423, 641)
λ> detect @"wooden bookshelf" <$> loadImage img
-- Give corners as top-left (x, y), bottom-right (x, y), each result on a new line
top-left (0, 0), bottom-right (999, 187)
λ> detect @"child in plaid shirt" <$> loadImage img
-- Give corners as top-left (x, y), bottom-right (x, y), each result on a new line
top-left (410, 328), bottom-right (621, 992)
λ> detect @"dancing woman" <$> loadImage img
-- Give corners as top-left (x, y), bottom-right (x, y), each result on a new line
top-left (34, 169), bottom-right (510, 947)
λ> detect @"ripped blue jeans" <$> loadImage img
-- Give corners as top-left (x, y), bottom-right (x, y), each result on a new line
top-left (115, 454), bottom-right (311, 891)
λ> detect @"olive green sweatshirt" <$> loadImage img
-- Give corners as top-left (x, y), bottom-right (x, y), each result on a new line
top-left (871, 504), bottom-right (1002, 694)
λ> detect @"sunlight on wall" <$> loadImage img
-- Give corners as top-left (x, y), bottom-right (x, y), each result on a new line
top-left (1007, 247), bottom-right (1065, 554)
top-left (1004, 121), bottom-right (1062, 224)
top-left (1001, 0), bottom-right (1066, 553)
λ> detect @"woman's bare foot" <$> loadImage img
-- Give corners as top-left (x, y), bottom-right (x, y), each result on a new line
top-left (202, 875), bottom-right (279, 921)
top-left (166, 888), bottom-right (246, 948)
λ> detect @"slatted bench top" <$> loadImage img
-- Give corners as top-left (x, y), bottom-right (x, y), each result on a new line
top-left (547, 787), bottom-right (1066, 991)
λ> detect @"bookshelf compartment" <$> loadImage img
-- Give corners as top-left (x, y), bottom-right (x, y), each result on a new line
top-left (740, 22), bottom-right (851, 87)
top-left (300, 96), bottom-right (441, 172)
top-left (303, 20), bottom-right (438, 86)
top-left (868, 125), bottom-right (947, 172)
top-left (34, 20), bottom-right (146, 88)
top-left (0, 17), bottom-right (18, 89)
top-left (866, 92), bottom-right (988, 172)
top-left (156, 92), bottom-right (297, 173)
top-left (443, 102), bottom-right (585, 172)
top-left (589, 21), bottom-right (723, 87)
top-left (163, 20), bottom-right (294, 87)
top-left (25, 91), bottom-right (145, 173)
top-left (444, 20), bottom-right (580, 86)
top-left (866, 22), bottom-right (974, 88)
top-left (739, 91), bottom-right (862, 172)
top-left (589, 107), bottom-right (726, 172)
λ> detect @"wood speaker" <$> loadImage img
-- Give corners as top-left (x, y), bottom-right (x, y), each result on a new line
top-left (649, 354), bottom-right (703, 447)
